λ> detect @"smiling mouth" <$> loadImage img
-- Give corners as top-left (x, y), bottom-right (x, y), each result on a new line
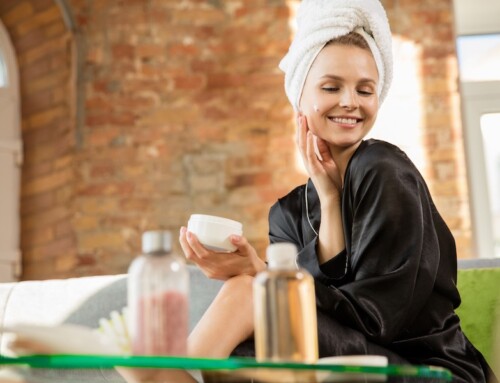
top-left (328, 117), bottom-right (362, 125)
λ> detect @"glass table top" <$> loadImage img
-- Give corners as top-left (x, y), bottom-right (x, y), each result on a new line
top-left (0, 354), bottom-right (453, 382)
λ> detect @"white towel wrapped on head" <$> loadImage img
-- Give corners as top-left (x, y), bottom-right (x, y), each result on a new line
top-left (279, 0), bottom-right (393, 111)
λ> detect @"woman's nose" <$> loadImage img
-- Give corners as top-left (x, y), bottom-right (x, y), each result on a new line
top-left (339, 89), bottom-right (358, 109)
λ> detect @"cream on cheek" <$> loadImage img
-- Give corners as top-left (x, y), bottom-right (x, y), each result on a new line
top-left (311, 97), bottom-right (331, 115)
top-left (302, 98), bottom-right (325, 134)
top-left (302, 103), bottom-right (325, 161)
top-left (306, 100), bottom-right (327, 137)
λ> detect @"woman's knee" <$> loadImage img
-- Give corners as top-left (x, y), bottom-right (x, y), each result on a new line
top-left (215, 275), bottom-right (254, 331)
top-left (221, 274), bottom-right (254, 296)
top-left (216, 275), bottom-right (254, 314)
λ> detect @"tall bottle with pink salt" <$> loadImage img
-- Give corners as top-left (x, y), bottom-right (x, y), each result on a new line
top-left (128, 230), bottom-right (189, 356)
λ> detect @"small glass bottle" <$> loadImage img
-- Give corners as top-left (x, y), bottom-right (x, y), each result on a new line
top-left (128, 230), bottom-right (189, 356)
top-left (253, 242), bottom-right (318, 363)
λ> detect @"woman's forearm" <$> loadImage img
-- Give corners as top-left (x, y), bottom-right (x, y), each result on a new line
top-left (318, 199), bottom-right (345, 264)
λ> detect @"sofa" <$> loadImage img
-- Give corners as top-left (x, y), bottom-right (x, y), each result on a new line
top-left (0, 260), bottom-right (499, 382)
top-left (455, 258), bottom-right (500, 377)
top-left (0, 266), bottom-right (224, 383)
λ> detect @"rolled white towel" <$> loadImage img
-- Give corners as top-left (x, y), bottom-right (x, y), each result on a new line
top-left (279, 0), bottom-right (393, 111)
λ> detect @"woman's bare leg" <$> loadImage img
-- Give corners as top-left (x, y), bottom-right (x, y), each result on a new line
top-left (188, 274), bottom-right (254, 357)
top-left (117, 274), bottom-right (254, 382)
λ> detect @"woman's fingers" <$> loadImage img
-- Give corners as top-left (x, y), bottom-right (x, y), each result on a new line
top-left (180, 228), bottom-right (264, 279)
top-left (296, 115), bottom-right (323, 174)
top-left (315, 135), bottom-right (332, 162)
top-left (185, 231), bottom-right (211, 259)
top-left (306, 130), bottom-right (323, 174)
top-left (179, 227), bottom-right (209, 264)
top-left (230, 235), bottom-right (253, 257)
top-left (179, 226), bottom-right (197, 261)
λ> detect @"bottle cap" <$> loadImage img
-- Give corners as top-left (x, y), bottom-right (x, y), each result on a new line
top-left (266, 242), bottom-right (298, 269)
top-left (142, 230), bottom-right (172, 254)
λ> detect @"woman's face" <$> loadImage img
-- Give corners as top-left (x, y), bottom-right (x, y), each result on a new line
top-left (299, 43), bottom-right (379, 151)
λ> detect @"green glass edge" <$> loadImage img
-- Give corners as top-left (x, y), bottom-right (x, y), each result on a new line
top-left (0, 355), bottom-right (452, 380)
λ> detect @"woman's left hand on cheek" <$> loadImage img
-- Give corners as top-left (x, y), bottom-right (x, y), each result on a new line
top-left (297, 115), bottom-right (342, 203)
top-left (314, 135), bottom-right (342, 192)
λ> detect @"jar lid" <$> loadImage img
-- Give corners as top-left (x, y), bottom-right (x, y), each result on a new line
top-left (189, 214), bottom-right (242, 229)
top-left (142, 230), bottom-right (172, 254)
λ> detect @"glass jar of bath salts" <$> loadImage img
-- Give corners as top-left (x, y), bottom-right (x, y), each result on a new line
top-left (128, 230), bottom-right (189, 356)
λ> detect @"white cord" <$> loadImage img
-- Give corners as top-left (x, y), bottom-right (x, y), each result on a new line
top-left (305, 182), bottom-right (319, 236)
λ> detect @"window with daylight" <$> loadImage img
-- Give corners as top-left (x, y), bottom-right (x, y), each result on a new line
top-left (480, 113), bottom-right (500, 257)
top-left (456, 34), bottom-right (500, 82)
top-left (457, 33), bottom-right (500, 258)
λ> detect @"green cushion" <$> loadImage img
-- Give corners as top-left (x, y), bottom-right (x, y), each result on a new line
top-left (456, 267), bottom-right (500, 371)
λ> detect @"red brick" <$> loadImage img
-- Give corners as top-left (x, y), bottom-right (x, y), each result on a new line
top-left (167, 43), bottom-right (199, 57)
top-left (89, 163), bottom-right (115, 178)
top-left (77, 254), bottom-right (98, 266)
top-left (111, 44), bottom-right (135, 60)
top-left (2, 2), bottom-right (34, 27)
top-left (15, 29), bottom-right (46, 53)
top-left (32, 0), bottom-right (54, 12)
top-left (0, 0), bottom-right (19, 14)
top-left (173, 74), bottom-right (206, 90)
top-left (136, 44), bottom-right (165, 59)
top-left (22, 169), bottom-right (73, 196)
top-left (85, 112), bottom-right (136, 127)
top-left (23, 236), bottom-right (75, 261)
top-left (21, 226), bottom-right (55, 247)
top-left (79, 181), bottom-right (135, 197)
top-left (206, 73), bottom-right (245, 89)
top-left (21, 192), bottom-right (55, 216)
top-left (227, 172), bottom-right (273, 188)
top-left (15, 6), bottom-right (61, 36)
top-left (22, 89), bottom-right (54, 114)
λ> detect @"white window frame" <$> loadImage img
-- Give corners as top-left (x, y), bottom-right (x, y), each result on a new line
top-left (461, 81), bottom-right (500, 258)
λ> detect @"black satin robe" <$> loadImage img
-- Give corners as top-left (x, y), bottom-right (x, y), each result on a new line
top-left (268, 139), bottom-right (495, 383)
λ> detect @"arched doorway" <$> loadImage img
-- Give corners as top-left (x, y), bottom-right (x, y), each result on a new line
top-left (0, 20), bottom-right (22, 282)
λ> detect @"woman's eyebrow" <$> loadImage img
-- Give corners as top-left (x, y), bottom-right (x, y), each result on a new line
top-left (319, 74), bottom-right (376, 84)
top-left (320, 74), bottom-right (344, 81)
top-left (358, 78), bottom-right (377, 85)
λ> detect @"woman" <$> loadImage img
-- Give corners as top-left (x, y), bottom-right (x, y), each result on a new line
top-left (124, 1), bottom-right (496, 382)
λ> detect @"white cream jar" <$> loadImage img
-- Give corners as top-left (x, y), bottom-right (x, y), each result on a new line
top-left (187, 214), bottom-right (243, 252)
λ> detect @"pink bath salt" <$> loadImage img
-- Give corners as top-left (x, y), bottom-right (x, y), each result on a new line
top-left (132, 290), bottom-right (188, 356)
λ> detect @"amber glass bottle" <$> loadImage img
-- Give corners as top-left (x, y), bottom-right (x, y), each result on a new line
top-left (253, 242), bottom-right (318, 363)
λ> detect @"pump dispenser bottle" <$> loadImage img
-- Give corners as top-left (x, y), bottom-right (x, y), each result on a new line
top-left (253, 242), bottom-right (318, 363)
top-left (128, 230), bottom-right (189, 355)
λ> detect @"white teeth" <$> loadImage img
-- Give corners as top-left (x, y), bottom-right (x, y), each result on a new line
top-left (331, 117), bottom-right (358, 124)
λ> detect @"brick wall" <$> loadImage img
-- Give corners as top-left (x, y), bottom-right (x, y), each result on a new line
top-left (0, 0), bottom-right (77, 279)
top-left (0, 0), bottom-right (472, 280)
top-left (69, 0), bottom-right (301, 276)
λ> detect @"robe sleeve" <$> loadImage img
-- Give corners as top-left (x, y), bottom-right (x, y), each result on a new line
top-left (268, 196), bottom-right (349, 284)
